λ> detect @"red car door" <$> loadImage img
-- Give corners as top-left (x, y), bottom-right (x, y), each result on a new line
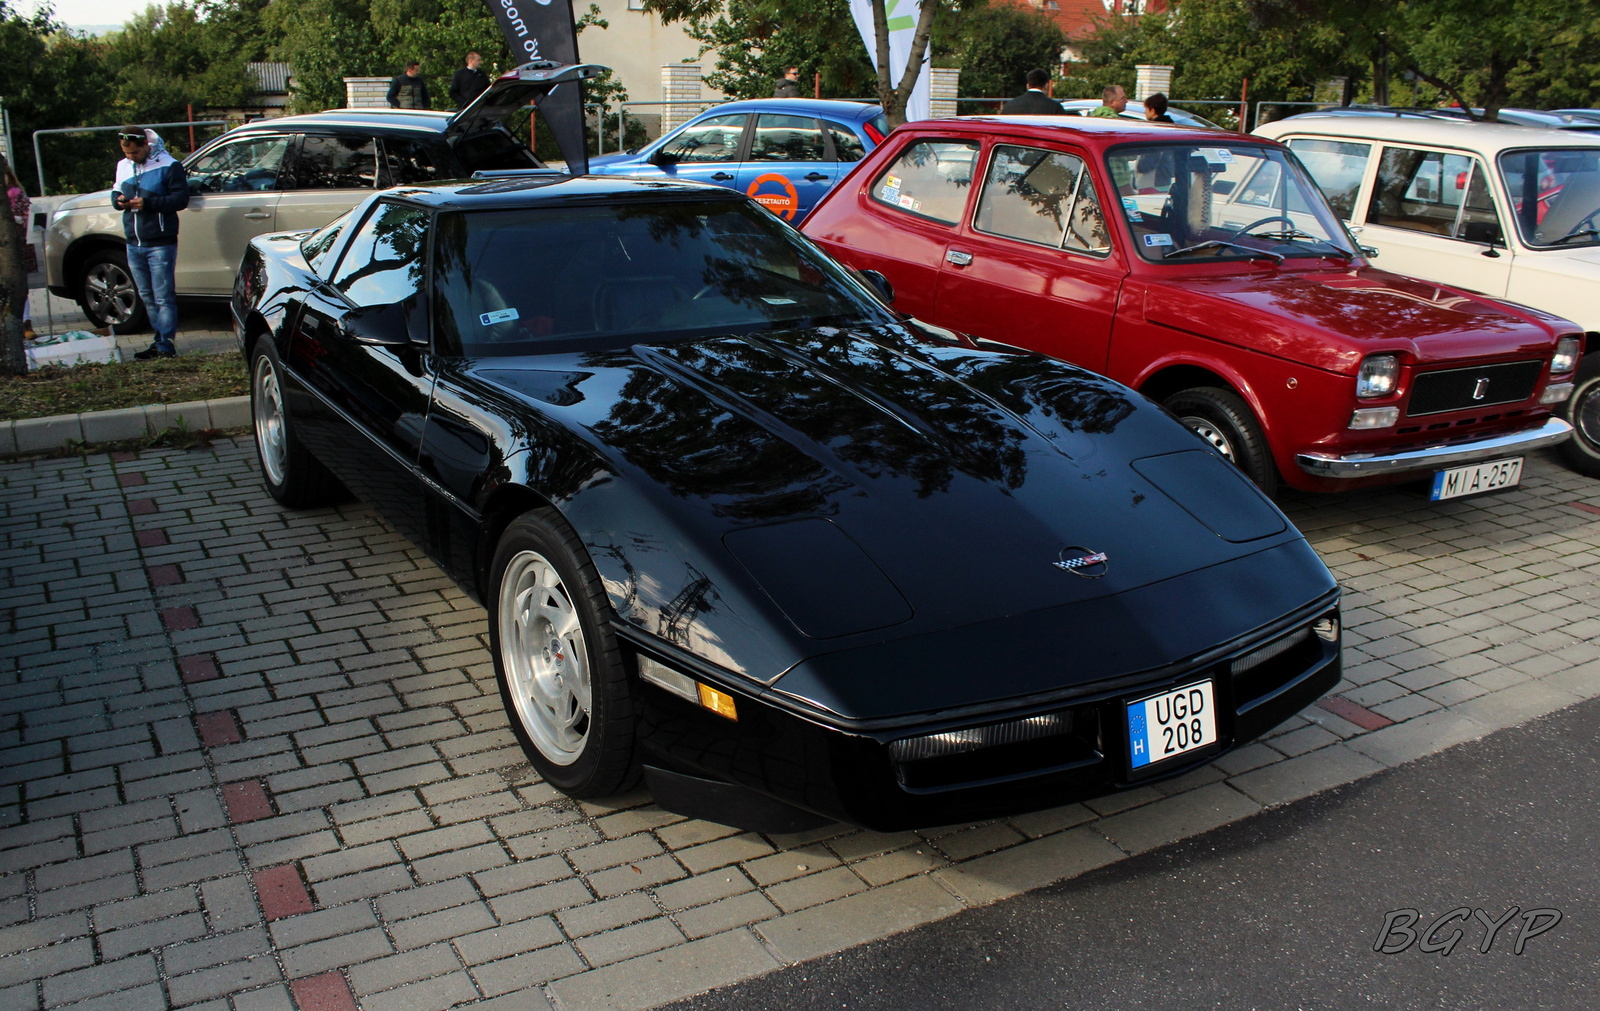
top-left (932, 139), bottom-right (1128, 374)
top-left (802, 135), bottom-right (983, 321)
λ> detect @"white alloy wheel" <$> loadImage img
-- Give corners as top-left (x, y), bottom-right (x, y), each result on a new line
top-left (1179, 415), bottom-right (1237, 461)
top-left (253, 353), bottom-right (288, 487)
top-left (499, 549), bottom-right (594, 764)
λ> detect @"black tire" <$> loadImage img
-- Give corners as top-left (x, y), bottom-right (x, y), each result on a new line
top-left (249, 339), bottom-right (341, 507)
top-left (489, 508), bottom-right (640, 797)
top-left (1165, 386), bottom-right (1279, 497)
top-left (78, 248), bottom-right (149, 331)
top-left (1559, 352), bottom-right (1600, 478)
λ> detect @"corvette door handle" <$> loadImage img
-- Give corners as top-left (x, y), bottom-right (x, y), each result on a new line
top-left (711, 172), bottom-right (734, 181)
top-left (805, 172), bottom-right (829, 181)
top-left (946, 249), bottom-right (974, 266)
top-left (244, 210), bottom-right (272, 219)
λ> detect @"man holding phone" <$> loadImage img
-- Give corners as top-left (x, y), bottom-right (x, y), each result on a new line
top-left (111, 126), bottom-right (189, 359)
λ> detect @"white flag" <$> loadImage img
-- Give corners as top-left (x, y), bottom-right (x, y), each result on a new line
top-left (848, 0), bottom-right (933, 122)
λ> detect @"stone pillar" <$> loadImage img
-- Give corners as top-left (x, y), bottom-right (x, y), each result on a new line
top-left (930, 67), bottom-right (960, 119)
top-left (661, 64), bottom-right (702, 133)
top-left (343, 77), bottom-right (390, 109)
top-left (1134, 64), bottom-right (1173, 101)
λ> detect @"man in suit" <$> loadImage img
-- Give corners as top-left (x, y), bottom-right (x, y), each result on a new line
top-left (449, 52), bottom-right (490, 110)
top-left (1002, 69), bottom-right (1064, 115)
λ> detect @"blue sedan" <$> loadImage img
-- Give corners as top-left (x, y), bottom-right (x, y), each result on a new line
top-left (590, 99), bottom-right (888, 223)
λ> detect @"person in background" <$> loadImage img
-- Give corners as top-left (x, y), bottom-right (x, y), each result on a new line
top-left (387, 61), bottom-right (430, 109)
top-left (111, 127), bottom-right (188, 360)
top-left (1090, 84), bottom-right (1127, 118)
top-left (1144, 92), bottom-right (1175, 123)
top-left (450, 51), bottom-right (490, 110)
top-left (1002, 69), bottom-right (1065, 115)
top-left (773, 66), bottom-right (802, 99)
top-left (4, 163), bottom-right (36, 341)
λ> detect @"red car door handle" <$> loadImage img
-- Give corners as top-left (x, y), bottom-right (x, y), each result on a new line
top-left (946, 250), bottom-right (974, 266)
top-left (711, 172), bottom-right (734, 181)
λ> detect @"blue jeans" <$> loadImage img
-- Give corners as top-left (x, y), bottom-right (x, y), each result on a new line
top-left (126, 243), bottom-right (177, 351)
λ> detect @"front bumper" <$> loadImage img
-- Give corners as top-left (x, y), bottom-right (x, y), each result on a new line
top-left (630, 590), bottom-right (1342, 831)
top-left (1295, 417), bottom-right (1573, 479)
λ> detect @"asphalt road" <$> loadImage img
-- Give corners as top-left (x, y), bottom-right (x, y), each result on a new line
top-left (671, 696), bottom-right (1600, 1011)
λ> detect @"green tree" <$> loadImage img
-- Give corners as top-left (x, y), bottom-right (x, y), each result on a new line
top-left (932, 3), bottom-right (1065, 107)
top-left (103, 2), bottom-right (266, 128)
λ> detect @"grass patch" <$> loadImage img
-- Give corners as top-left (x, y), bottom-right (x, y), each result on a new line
top-left (0, 354), bottom-right (248, 421)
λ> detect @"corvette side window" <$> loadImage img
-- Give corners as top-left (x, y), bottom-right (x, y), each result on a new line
top-left (974, 144), bottom-right (1110, 256)
top-left (300, 208), bottom-right (354, 276)
top-left (330, 202), bottom-right (430, 307)
top-left (870, 140), bottom-right (980, 224)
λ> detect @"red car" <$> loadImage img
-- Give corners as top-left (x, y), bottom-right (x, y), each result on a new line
top-left (801, 117), bottom-right (1582, 497)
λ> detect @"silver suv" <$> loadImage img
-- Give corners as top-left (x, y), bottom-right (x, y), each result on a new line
top-left (47, 72), bottom-right (556, 329)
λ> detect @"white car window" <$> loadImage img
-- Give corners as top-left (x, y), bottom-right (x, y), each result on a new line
top-left (1286, 138), bottom-right (1370, 220)
top-left (1367, 146), bottom-right (1496, 240)
top-left (187, 135), bottom-right (291, 194)
top-left (1499, 148), bottom-right (1600, 249)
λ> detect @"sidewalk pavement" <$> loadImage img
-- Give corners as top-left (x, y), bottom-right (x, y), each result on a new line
top-left (1, 440), bottom-right (1598, 1010)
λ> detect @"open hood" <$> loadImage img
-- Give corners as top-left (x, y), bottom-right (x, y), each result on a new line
top-left (445, 61), bottom-right (607, 152)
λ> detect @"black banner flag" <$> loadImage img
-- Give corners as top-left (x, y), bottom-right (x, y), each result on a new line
top-left (485, 0), bottom-right (588, 174)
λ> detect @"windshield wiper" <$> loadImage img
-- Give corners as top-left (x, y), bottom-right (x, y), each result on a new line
top-left (1163, 240), bottom-right (1284, 263)
top-left (1243, 228), bottom-right (1353, 258)
top-left (1552, 228), bottom-right (1599, 245)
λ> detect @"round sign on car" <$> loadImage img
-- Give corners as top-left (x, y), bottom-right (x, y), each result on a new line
top-left (747, 173), bottom-right (800, 220)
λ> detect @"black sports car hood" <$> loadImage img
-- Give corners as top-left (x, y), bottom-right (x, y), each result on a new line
top-left (470, 323), bottom-right (1328, 712)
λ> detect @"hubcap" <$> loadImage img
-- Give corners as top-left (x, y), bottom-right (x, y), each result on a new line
top-left (499, 550), bottom-right (592, 765)
top-left (1180, 416), bottom-right (1236, 461)
top-left (1577, 381), bottom-right (1600, 450)
top-left (252, 355), bottom-right (288, 486)
top-left (83, 262), bottom-right (139, 324)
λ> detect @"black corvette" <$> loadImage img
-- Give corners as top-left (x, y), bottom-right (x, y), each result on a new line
top-left (232, 173), bottom-right (1341, 832)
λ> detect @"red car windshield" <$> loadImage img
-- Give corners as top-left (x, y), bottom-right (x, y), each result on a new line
top-left (1106, 144), bottom-right (1355, 262)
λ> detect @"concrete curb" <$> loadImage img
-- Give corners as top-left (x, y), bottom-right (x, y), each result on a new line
top-left (0, 395), bottom-right (250, 456)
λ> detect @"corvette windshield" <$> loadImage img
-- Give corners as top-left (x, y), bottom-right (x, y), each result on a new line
top-left (1498, 148), bottom-right (1600, 249)
top-left (433, 201), bottom-right (890, 355)
top-left (1105, 144), bottom-right (1355, 262)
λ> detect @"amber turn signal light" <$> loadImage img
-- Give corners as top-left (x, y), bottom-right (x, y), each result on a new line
top-left (697, 683), bottom-right (738, 721)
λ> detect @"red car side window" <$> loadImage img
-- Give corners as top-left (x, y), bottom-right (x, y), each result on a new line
top-left (974, 144), bottom-right (1111, 256)
top-left (869, 139), bottom-right (980, 224)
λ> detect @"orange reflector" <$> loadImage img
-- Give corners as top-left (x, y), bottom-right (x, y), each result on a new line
top-left (697, 683), bottom-right (738, 721)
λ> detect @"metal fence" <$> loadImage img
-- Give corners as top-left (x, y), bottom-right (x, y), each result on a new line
top-left (34, 120), bottom-right (229, 196)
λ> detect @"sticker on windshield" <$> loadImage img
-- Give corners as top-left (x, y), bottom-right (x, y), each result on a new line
top-left (1121, 197), bottom-right (1143, 221)
top-left (898, 194), bottom-right (916, 209)
top-left (1199, 148), bottom-right (1234, 165)
top-left (479, 308), bottom-right (520, 326)
top-left (881, 184), bottom-right (900, 201)
top-left (1143, 233), bottom-right (1174, 247)
top-left (885, 175), bottom-right (901, 189)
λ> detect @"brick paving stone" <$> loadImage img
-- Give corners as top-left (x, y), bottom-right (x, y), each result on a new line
top-left (358, 972), bottom-right (478, 1011)
top-left (254, 865), bottom-right (314, 921)
top-left (311, 865), bottom-right (415, 906)
top-left (488, 879), bottom-right (595, 924)
top-left (223, 780), bottom-right (274, 824)
top-left (469, 944), bottom-right (587, 997)
top-left (346, 942), bottom-right (462, 995)
top-left (279, 927), bottom-right (393, 978)
top-left (289, 971), bottom-right (359, 1011)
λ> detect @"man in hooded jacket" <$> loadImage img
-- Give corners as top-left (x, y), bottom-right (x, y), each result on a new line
top-left (111, 126), bottom-right (189, 359)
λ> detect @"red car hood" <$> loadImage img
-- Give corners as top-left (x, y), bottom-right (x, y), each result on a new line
top-left (1142, 266), bottom-right (1562, 374)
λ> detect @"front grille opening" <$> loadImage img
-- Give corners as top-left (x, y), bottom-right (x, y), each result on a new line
top-left (1407, 360), bottom-right (1542, 417)
top-left (891, 708), bottom-right (1101, 791)
top-left (1232, 626), bottom-right (1323, 710)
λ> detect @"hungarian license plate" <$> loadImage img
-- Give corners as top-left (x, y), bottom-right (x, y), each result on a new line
top-left (1126, 680), bottom-right (1217, 770)
top-left (1430, 457), bottom-right (1522, 501)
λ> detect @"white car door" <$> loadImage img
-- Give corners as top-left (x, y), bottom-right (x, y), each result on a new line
top-left (176, 134), bottom-right (290, 295)
top-left (1358, 144), bottom-right (1513, 297)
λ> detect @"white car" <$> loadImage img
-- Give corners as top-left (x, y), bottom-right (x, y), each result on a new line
top-left (1255, 113), bottom-right (1600, 475)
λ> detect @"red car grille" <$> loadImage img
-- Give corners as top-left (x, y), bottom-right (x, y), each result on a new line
top-left (1406, 360), bottom-right (1543, 416)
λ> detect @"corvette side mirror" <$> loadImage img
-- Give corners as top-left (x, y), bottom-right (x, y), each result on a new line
top-left (859, 269), bottom-right (895, 304)
top-left (345, 299), bottom-right (427, 347)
